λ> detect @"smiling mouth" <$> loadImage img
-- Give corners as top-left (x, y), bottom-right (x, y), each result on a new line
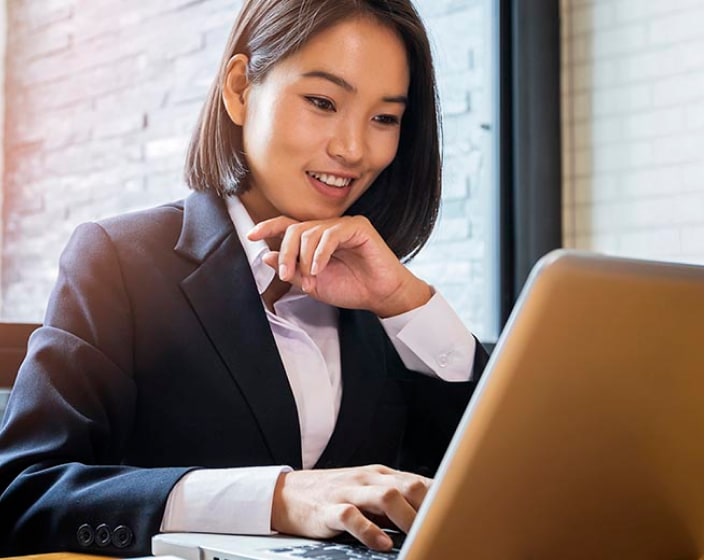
top-left (306, 171), bottom-right (356, 188)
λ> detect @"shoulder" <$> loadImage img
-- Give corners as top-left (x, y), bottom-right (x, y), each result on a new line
top-left (95, 199), bottom-right (185, 243)
top-left (66, 199), bottom-right (184, 251)
top-left (59, 199), bottom-right (188, 272)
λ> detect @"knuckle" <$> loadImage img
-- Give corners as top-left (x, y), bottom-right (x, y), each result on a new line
top-left (286, 223), bottom-right (306, 236)
top-left (407, 478), bottom-right (427, 493)
top-left (300, 227), bottom-right (319, 240)
top-left (354, 215), bottom-right (372, 227)
top-left (338, 504), bottom-right (358, 524)
top-left (318, 228), bottom-right (334, 242)
top-left (380, 487), bottom-right (401, 505)
top-left (351, 471), bottom-right (367, 485)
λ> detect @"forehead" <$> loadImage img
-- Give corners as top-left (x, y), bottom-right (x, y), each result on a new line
top-left (268, 17), bottom-right (410, 94)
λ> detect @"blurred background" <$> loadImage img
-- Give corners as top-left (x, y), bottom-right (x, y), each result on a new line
top-left (0, 0), bottom-right (702, 345)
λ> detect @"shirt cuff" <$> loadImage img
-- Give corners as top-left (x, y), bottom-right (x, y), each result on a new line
top-left (160, 465), bottom-right (293, 535)
top-left (380, 290), bottom-right (476, 382)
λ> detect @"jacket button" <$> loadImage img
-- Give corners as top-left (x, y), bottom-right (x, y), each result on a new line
top-left (95, 524), bottom-right (111, 547)
top-left (76, 524), bottom-right (94, 547)
top-left (111, 525), bottom-right (134, 549)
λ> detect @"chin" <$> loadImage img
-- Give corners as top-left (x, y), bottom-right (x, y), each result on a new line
top-left (289, 204), bottom-right (349, 222)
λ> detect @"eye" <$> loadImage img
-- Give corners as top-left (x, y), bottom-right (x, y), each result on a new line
top-left (373, 114), bottom-right (401, 127)
top-left (305, 96), bottom-right (336, 112)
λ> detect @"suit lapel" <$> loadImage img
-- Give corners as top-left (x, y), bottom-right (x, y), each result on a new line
top-left (176, 190), bottom-right (303, 469)
top-left (315, 308), bottom-right (388, 468)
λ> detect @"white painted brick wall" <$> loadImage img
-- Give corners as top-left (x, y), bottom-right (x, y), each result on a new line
top-left (1, 0), bottom-right (494, 340)
top-left (1, 0), bottom-right (244, 321)
top-left (413, 0), bottom-right (495, 339)
top-left (562, 0), bottom-right (704, 264)
top-left (0, 1), bottom-right (5, 301)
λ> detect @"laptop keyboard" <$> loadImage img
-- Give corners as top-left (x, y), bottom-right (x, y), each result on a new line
top-left (267, 542), bottom-right (398, 559)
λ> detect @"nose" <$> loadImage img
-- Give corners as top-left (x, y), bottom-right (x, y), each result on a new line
top-left (327, 119), bottom-right (365, 166)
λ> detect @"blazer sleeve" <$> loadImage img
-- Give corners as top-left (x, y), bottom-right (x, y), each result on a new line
top-left (0, 223), bottom-right (191, 556)
top-left (394, 336), bottom-right (490, 477)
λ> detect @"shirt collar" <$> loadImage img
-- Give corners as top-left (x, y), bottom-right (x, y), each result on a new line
top-left (225, 195), bottom-right (276, 295)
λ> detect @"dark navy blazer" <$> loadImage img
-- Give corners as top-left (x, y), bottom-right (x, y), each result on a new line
top-left (0, 189), bottom-right (487, 556)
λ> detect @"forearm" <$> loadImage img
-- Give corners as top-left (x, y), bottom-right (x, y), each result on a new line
top-left (161, 466), bottom-right (292, 535)
top-left (0, 462), bottom-right (189, 556)
top-left (0, 325), bottom-right (187, 556)
top-left (380, 289), bottom-right (480, 381)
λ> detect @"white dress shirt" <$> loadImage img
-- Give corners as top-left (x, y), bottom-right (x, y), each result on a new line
top-left (161, 196), bottom-right (477, 535)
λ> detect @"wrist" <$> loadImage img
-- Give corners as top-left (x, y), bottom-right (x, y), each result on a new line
top-left (271, 471), bottom-right (290, 533)
top-left (374, 276), bottom-right (433, 318)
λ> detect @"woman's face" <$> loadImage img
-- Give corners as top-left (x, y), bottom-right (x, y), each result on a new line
top-left (230, 17), bottom-right (410, 223)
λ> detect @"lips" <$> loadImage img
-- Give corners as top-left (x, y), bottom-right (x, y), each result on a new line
top-left (306, 171), bottom-right (355, 188)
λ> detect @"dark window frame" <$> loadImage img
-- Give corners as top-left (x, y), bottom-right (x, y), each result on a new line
top-left (497, 0), bottom-right (563, 329)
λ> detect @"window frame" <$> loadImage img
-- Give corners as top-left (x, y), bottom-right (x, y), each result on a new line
top-left (497, 0), bottom-right (563, 329)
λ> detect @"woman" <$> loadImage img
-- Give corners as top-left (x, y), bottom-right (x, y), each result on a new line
top-left (0, 0), bottom-right (488, 555)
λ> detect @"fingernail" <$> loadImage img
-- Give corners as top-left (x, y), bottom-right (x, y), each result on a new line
top-left (302, 277), bottom-right (311, 292)
top-left (310, 262), bottom-right (318, 276)
top-left (279, 264), bottom-right (288, 279)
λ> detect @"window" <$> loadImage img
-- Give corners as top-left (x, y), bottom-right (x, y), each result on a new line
top-left (410, 0), bottom-right (500, 341)
top-left (411, 0), bottom-right (563, 343)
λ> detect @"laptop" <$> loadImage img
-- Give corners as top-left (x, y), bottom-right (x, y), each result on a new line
top-left (152, 250), bottom-right (704, 560)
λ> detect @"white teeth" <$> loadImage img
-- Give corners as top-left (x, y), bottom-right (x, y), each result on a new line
top-left (307, 171), bottom-right (353, 188)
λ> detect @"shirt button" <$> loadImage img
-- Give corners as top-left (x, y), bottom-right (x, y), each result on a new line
top-left (438, 352), bottom-right (450, 367)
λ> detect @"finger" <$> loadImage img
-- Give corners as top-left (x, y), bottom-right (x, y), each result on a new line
top-left (301, 273), bottom-right (317, 294)
top-left (264, 252), bottom-right (312, 294)
top-left (261, 251), bottom-right (278, 270)
top-left (387, 473), bottom-right (431, 512)
top-left (362, 467), bottom-right (432, 511)
top-left (324, 504), bottom-right (393, 551)
top-left (349, 485), bottom-right (418, 534)
top-left (277, 224), bottom-right (305, 282)
top-left (298, 225), bottom-right (325, 277)
top-left (247, 216), bottom-right (300, 242)
top-left (310, 225), bottom-right (346, 276)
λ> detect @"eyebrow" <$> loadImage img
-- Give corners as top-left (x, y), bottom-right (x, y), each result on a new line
top-left (301, 70), bottom-right (408, 105)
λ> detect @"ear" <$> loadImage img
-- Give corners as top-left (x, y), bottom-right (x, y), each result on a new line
top-left (222, 54), bottom-right (250, 126)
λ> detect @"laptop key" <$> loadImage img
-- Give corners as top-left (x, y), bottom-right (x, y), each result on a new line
top-left (268, 542), bottom-right (398, 559)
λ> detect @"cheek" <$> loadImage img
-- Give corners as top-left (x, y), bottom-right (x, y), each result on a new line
top-left (242, 90), bottom-right (300, 160)
top-left (242, 107), bottom-right (276, 162)
top-left (260, 104), bottom-right (326, 161)
top-left (371, 131), bottom-right (402, 171)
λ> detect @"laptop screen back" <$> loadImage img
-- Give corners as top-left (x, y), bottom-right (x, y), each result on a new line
top-left (403, 250), bottom-right (703, 560)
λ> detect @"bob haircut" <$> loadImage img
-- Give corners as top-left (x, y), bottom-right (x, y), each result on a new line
top-left (185, 0), bottom-right (442, 262)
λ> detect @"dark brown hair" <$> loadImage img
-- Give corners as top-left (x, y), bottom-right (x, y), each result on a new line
top-left (185, 0), bottom-right (442, 261)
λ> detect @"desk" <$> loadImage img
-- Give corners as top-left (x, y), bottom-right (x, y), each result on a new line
top-left (1, 554), bottom-right (112, 560)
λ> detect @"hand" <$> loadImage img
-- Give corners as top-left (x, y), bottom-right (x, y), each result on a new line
top-left (247, 215), bottom-right (432, 317)
top-left (270, 465), bottom-right (431, 551)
